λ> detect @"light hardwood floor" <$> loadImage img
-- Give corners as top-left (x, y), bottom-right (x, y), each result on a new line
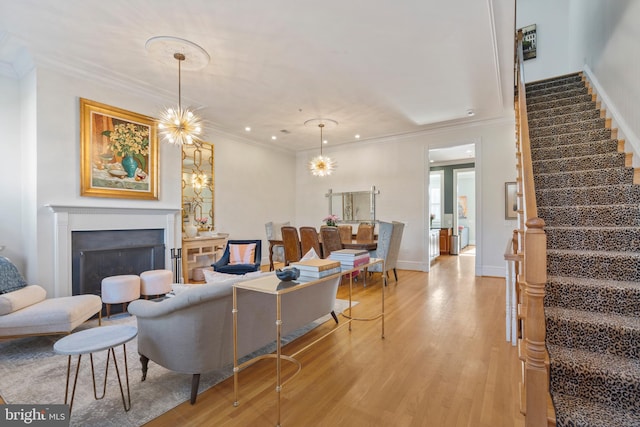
top-left (145, 249), bottom-right (524, 427)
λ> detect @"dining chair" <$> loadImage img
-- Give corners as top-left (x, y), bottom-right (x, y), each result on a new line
top-left (320, 226), bottom-right (343, 258)
top-left (367, 221), bottom-right (404, 282)
top-left (281, 226), bottom-right (302, 266)
top-left (337, 225), bottom-right (352, 244)
top-left (356, 223), bottom-right (375, 241)
top-left (265, 221), bottom-right (289, 265)
top-left (299, 226), bottom-right (323, 258)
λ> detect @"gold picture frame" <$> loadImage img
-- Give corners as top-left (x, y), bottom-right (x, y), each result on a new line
top-left (80, 98), bottom-right (158, 199)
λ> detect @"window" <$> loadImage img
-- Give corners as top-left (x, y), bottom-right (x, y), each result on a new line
top-left (429, 171), bottom-right (444, 228)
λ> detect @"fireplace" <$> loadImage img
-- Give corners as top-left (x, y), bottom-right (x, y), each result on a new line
top-left (72, 229), bottom-right (165, 296)
top-left (47, 205), bottom-right (180, 297)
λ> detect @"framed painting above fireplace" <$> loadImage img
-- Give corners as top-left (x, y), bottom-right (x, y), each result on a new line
top-left (80, 98), bottom-right (158, 200)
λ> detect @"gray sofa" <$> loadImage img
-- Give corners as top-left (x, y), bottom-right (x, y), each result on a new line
top-left (127, 272), bottom-right (341, 403)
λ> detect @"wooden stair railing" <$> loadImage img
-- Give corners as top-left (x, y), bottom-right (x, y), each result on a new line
top-left (510, 30), bottom-right (554, 427)
top-left (504, 230), bottom-right (522, 346)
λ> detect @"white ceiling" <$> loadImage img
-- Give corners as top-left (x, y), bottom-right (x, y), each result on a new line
top-left (0, 0), bottom-right (515, 153)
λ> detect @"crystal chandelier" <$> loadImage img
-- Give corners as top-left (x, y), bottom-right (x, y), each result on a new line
top-left (158, 53), bottom-right (203, 145)
top-left (308, 121), bottom-right (337, 176)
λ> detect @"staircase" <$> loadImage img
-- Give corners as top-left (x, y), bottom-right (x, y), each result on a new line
top-left (526, 72), bottom-right (640, 427)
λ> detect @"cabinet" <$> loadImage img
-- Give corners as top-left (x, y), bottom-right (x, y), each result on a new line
top-left (429, 229), bottom-right (440, 263)
top-left (182, 235), bottom-right (228, 283)
top-left (439, 228), bottom-right (452, 254)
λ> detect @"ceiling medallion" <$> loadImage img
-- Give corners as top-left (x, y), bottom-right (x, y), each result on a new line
top-left (146, 37), bottom-right (209, 146)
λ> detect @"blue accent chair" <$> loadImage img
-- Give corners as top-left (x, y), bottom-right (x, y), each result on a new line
top-left (211, 239), bottom-right (262, 275)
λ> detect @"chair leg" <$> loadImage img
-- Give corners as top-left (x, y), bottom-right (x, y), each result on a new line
top-left (106, 304), bottom-right (111, 319)
top-left (393, 268), bottom-right (398, 281)
top-left (190, 374), bottom-right (201, 404)
top-left (140, 354), bottom-right (149, 381)
top-left (330, 310), bottom-right (339, 324)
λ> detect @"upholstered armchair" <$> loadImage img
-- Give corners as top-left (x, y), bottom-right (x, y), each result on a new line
top-left (211, 240), bottom-right (261, 275)
top-left (368, 221), bottom-right (404, 282)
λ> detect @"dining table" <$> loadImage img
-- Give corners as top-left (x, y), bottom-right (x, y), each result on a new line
top-left (268, 238), bottom-right (377, 271)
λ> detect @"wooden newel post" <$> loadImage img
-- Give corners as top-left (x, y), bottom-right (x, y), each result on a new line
top-left (524, 217), bottom-right (548, 427)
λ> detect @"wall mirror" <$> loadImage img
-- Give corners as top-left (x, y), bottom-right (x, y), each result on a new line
top-left (327, 186), bottom-right (379, 223)
top-left (182, 142), bottom-right (214, 231)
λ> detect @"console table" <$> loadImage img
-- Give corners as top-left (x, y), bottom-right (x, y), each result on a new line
top-left (232, 258), bottom-right (385, 426)
top-left (182, 234), bottom-right (228, 283)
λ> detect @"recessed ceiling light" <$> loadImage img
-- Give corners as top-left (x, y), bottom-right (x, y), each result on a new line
top-left (355, 134), bottom-right (360, 139)
top-left (271, 136), bottom-right (277, 140)
top-left (467, 109), bottom-right (475, 117)
top-left (245, 126), bottom-right (251, 132)
top-left (323, 139), bottom-right (328, 144)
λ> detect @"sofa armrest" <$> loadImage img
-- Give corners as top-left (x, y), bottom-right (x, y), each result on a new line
top-left (0, 285), bottom-right (47, 315)
top-left (128, 283), bottom-right (232, 318)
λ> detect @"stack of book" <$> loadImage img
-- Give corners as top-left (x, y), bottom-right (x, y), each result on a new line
top-left (329, 249), bottom-right (371, 270)
top-left (290, 258), bottom-right (342, 282)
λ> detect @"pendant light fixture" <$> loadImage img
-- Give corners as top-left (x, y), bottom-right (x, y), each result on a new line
top-left (158, 52), bottom-right (203, 145)
top-left (146, 36), bottom-right (210, 146)
top-left (306, 118), bottom-right (337, 177)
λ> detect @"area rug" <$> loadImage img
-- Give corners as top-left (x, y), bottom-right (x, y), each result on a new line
top-left (0, 299), bottom-right (356, 427)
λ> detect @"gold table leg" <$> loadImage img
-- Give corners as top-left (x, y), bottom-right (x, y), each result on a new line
top-left (62, 345), bottom-right (132, 414)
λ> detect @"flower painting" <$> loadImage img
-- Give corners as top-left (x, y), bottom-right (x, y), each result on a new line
top-left (80, 98), bottom-right (158, 199)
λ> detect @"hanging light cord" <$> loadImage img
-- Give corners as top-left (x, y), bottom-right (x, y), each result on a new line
top-left (319, 123), bottom-right (324, 155)
top-left (175, 53), bottom-right (185, 111)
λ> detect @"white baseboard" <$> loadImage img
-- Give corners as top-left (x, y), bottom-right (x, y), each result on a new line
top-left (583, 65), bottom-right (640, 167)
top-left (480, 265), bottom-right (505, 278)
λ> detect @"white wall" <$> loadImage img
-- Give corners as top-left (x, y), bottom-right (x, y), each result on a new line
top-left (516, 0), bottom-right (578, 82)
top-left (0, 74), bottom-right (25, 270)
top-left (518, 0), bottom-right (640, 169)
top-left (580, 0), bottom-right (640, 164)
top-left (2, 67), bottom-right (294, 293)
top-left (295, 120), bottom-right (517, 277)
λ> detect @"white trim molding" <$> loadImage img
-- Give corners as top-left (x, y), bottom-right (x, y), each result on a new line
top-left (583, 65), bottom-right (640, 167)
top-left (47, 205), bottom-right (180, 297)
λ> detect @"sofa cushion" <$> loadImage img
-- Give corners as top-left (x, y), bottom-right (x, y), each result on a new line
top-left (0, 257), bottom-right (28, 294)
top-left (229, 243), bottom-right (256, 265)
top-left (0, 294), bottom-right (102, 337)
top-left (0, 285), bottom-right (47, 315)
top-left (203, 269), bottom-right (265, 286)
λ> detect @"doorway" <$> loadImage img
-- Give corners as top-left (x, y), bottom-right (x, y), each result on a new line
top-left (427, 143), bottom-right (477, 266)
top-left (453, 168), bottom-right (475, 253)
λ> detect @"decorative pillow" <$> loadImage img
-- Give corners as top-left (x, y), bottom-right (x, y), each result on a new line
top-left (0, 256), bottom-right (28, 294)
top-left (203, 270), bottom-right (268, 289)
top-left (203, 270), bottom-right (240, 284)
top-left (229, 243), bottom-right (256, 265)
top-left (0, 285), bottom-right (46, 315)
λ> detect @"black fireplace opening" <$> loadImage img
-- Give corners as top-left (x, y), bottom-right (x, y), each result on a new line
top-left (72, 229), bottom-right (165, 302)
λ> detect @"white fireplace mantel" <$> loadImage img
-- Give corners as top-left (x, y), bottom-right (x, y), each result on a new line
top-left (47, 204), bottom-right (180, 297)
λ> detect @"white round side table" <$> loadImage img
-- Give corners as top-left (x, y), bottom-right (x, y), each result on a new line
top-left (53, 325), bottom-right (137, 414)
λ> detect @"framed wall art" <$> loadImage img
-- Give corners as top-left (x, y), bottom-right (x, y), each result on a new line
top-left (80, 98), bottom-right (158, 199)
top-left (520, 24), bottom-right (537, 60)
top-left (505, 182), bottom-right (518, 219)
